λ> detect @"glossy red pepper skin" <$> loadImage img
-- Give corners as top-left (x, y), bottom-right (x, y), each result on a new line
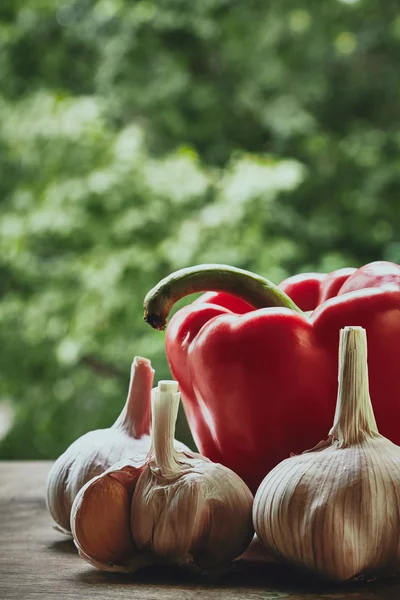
top-left (279, 261), bottom-right (400, 311)
top-left (165, 262), bottom-right (400, 493)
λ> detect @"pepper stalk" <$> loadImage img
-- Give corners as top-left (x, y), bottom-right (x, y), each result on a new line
top-left (144, 264), bottom-right (303, 330)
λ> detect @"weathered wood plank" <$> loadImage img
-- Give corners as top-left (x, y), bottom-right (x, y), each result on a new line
top-left (0, 461), bottom-right (50, 500)
top-left (1, 461), bottom-right (400, 600)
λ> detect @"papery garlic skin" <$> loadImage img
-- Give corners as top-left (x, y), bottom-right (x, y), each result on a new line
top-left (70, 380), bottom-right (254, 573)
top-left (253, 327), bottom-right (400, 582)
top-left (131, 382), bottom-right (254, 571)
top-left (70, 460), bottom-right (150, 572)
top-left (69, 382), bottom-right (170, 572)
top-left (46, 356), bottom-right (154, 533)
top-left (132, 455), bottom-right (254, 570)
top-left (254, 437), bottom-right (400, 581)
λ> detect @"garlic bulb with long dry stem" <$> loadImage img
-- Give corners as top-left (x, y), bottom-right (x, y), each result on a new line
top-left (131, 382), bottom-right (254, 570)
top-left (254, 326), bottom-right (400, 582)
top-left (71, 380), bottom-right (254, 573)
top-left (47, 356), bottom-right (157, 533)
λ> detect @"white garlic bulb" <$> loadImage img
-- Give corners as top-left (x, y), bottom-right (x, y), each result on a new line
top-left (131, 382), bottom-right (254, 571)
top-left (254, 326), bottom-right (400, 582)
top-left (71, 381), bottom-right (254, 572)
top-left (46, 356), bottom-right (155, 533)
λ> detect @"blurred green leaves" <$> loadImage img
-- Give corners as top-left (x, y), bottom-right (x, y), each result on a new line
top-left (0, 86), bottom-right (304, 457)
top-left (0, 0), bottom-right (399, 457)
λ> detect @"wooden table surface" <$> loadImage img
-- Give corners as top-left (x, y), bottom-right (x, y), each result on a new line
top-left (2, 462), bottom-right (400, 600)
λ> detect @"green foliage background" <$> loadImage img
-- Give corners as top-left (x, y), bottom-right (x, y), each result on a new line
top-left (0, 0), bottom-right (399, 458)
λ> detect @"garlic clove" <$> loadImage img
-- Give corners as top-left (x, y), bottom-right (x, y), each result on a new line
top-left (189, 465), bottom-right (255, 569)
top-left (71, 461), bottom-right (145, 571)
top-left (47, 448), bottom-right (115, 534)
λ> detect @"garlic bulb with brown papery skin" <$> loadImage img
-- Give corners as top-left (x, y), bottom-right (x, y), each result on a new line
top-left (46, 356), bottom-right (155, 533)
top-left (71, 380), bottom-right (254, 573)
top-left (254, 326), bottom-right (400, 582)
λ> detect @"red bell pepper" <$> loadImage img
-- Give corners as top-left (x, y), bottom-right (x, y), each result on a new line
top-left (144, 261), bottom-right (400, 493)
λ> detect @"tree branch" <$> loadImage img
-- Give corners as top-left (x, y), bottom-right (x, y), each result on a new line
top-left (80, 355), bottom-right (124, 379)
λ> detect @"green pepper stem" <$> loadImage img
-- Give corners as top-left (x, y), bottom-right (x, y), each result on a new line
top-left (329, 326), bottom-right (380, 447)
top-left (143, 264), bottom-right (302, 330)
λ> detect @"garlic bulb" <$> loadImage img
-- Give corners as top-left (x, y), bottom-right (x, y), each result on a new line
top-left (254, 326), bottom-right (400, 582)
top-left (47, 356), bottom-right (155, 533)
top-left (71, 380), bottom-right (254, 572)
top-left (131, 382), bottom-right (254, 570)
